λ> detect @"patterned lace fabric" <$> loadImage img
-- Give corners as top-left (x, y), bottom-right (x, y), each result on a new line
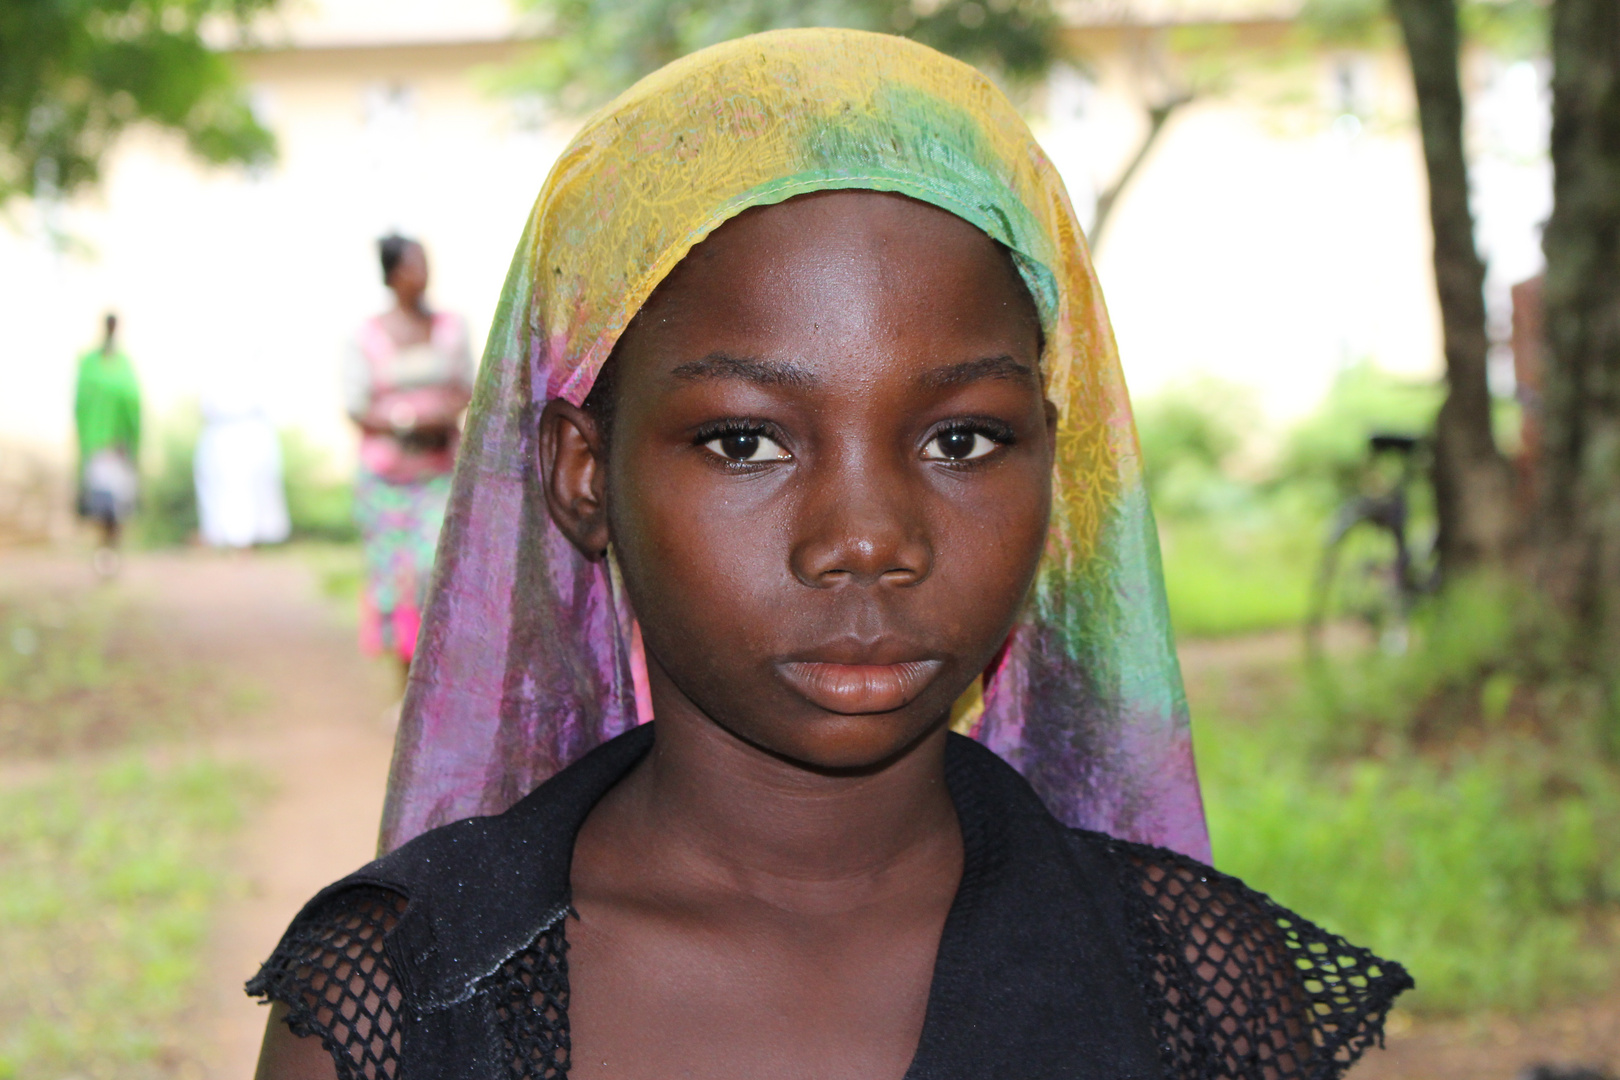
top-left (244, 887), bottom-right (409, 1080)
top-left (247, 885), bottom-right (573, 1080)
top-left (1104, 838), bottom-right (1414, 1080)
top-left (248, 848), bottom-right (1409, 1080)
top-left (491, 918), bottom-right (572, 1078)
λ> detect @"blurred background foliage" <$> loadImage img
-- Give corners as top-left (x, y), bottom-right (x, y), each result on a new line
top-left (502, 0), bottom-right (1067, 112)
top-left (1297, 0), bottom-right (1547, 55)
top-left (0, 0), bottom-right (279, 209)
top-left (1141, 364), bottom-right (1442, 638)
top-left (136, 405), bottom-right (357, 547)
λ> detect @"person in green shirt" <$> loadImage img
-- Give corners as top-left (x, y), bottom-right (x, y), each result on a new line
top-left (74, 312), bottom-right (142, 563)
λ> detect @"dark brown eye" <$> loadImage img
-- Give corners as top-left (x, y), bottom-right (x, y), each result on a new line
top-left (923, 429), bottom-right (996, 461)
top-left (722, 433), bottom-right (759, 459)
top-left (702, 431), bottom-right (790, 463)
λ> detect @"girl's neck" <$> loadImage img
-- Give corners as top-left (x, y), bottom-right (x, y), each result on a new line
top-left (603, 702), bottom-right (960, 913)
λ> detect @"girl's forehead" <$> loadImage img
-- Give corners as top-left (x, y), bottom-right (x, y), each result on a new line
top-left (628, 191), bottom-right (1039, 342)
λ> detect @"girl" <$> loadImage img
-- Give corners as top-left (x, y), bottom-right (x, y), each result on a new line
top-left (251, 30), bottom-right (1409, 1080)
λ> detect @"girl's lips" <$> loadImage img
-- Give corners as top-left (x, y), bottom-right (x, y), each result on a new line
top-left (776, 659), bottom-right (944, 715)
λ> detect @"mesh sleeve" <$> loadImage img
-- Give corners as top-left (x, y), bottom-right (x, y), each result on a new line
top-left (488, 915), bottom-right (572, 1079)
top-left (1105, 839), bottom-right (1413, 1080)
top-left (246, 885), bottom-right (409, 1080)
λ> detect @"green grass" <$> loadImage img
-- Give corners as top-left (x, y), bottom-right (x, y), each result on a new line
top-left (0, 589), bottom-right (231, 758)
top-left (0, 756), bottom-right (264, 1078)
top-left (1189, 577), bottom-right (1620, 1017)
top-left (1159, 515), bottom-right (1317, 638)
top-left (1201, 720), bottom-right (1619, 1014)
top-left (0, 575), bottom-right (267, 1076)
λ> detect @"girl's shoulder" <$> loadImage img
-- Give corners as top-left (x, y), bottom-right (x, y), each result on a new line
top-left (1076, 828), bottom-right (1415, 1080)
top-left (247, 727), bottom-right (653, 1074)
top-left (245, 882), bottom-right (409, 1075)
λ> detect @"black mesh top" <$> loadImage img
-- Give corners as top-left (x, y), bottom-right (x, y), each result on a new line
top-left (248, 728), bottom-right (1411, 1080)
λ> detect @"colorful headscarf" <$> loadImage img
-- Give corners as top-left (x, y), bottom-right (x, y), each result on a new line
top-left (379, 28), bottom-right (1208, 861)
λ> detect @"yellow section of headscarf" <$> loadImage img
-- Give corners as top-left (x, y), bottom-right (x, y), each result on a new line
top-left (521, 28), bottom-right (1131, 570)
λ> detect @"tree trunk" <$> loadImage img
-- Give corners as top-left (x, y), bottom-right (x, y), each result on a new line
top-left (1536, 0), bottom-right (1620, 651)
top-left (1389, 0), bottom-right (1517, 576)
top-left (1089, 92), bottom-right (1191, 251)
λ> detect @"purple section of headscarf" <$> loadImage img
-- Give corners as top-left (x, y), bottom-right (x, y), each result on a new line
top-left (381, 301), bottom-right (642, 846)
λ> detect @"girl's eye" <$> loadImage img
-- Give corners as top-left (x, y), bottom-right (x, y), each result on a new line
top-left (923, 429), bottom-right (1000, 461)
top-left (702, 431), bottom-right (791, 463)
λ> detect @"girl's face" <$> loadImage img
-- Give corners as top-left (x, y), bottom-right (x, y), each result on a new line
top-left (544, 190), bottom-right (1054, 771)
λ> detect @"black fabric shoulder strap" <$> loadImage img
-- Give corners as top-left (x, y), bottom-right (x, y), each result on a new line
top-left (283, 723), bottom-right (655, 1015)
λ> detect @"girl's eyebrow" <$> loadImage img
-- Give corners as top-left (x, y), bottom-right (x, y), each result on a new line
top-left (919, 355), bottom-right (1035, 389)
top-left (669, 353), bottom-right (818, 387)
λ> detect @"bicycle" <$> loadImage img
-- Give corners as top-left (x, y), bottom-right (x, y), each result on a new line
top-left (1304, 433), bottom-right (1440, 657)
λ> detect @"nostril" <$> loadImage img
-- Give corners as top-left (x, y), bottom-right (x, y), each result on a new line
top-left (789, 506), bottom-right (934, 587)
top-left (807, 563), bottom-right (927, 588)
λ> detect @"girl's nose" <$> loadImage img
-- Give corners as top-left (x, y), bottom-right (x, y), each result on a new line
top-left (789, 467), bottom-right (934, 589)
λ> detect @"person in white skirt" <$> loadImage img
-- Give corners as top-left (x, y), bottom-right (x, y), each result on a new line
top-left (194, 376), bottom-right (290, 548)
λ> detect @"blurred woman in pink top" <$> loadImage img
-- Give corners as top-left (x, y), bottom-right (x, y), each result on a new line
top-left (344, 235), bottom-right (474, 675)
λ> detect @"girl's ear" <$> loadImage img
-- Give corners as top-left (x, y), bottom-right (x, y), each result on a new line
top-left (539, 399), bottom-right (610, 560)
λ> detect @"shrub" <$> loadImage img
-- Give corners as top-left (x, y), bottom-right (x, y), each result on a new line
top-left (1305, 574), bottom-right (1605, 752)
top-left (280, 430), bottom-right (357, 542)
top-left (1274, 362), bottom-right (1441, 502)
top-left (1196, 575), bottom-right (1620, 1014)
top-left (135, 406), bottom-right (201, 547)
top-left (1135, 377), bottom-right (1259, 521)
top-left (133, 412), bottom-right (357, 545)
top-left (1135, 378), bottom-right (1320, 637)
top-left (1203, 721), bottom-right (1620, 1013)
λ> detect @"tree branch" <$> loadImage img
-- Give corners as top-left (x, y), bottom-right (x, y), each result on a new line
top-left (1088, 91), bottom-right (1193, 252)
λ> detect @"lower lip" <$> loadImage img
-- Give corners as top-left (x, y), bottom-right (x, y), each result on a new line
top-left (776, 660), bottom-right (944, 715)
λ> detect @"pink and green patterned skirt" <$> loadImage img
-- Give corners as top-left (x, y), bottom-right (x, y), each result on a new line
top-left (354, 469), bottom-right (452, 663)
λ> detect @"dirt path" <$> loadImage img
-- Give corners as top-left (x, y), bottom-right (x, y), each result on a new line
top-left (34, 549), bottom-right (400, 1078)
top-left (1361, 997), bottom-right (1620, 1080)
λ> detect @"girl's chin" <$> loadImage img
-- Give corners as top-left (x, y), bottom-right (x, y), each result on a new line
top-left (725, 712), bottom-right (947, 775)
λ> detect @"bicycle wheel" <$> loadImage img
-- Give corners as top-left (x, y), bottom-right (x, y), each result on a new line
top-left (1306, 517), bottom-right (1412, 658)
